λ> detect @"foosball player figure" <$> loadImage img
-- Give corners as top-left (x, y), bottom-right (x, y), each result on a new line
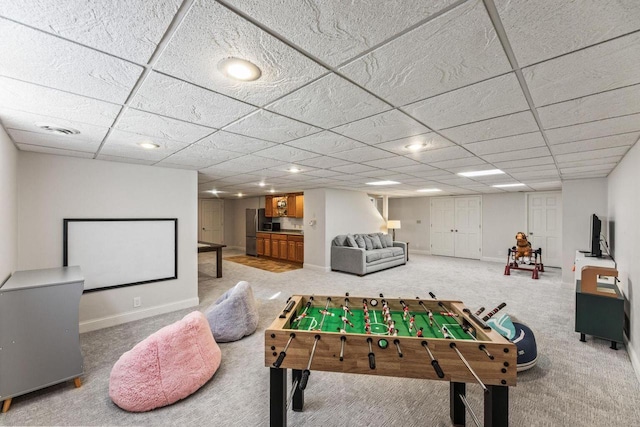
top-left (294, 312), bottom-right (308, 322)
top-left (392, 329), bottom-right (398, 337)
top-left (341, 305), bottom-right (353, 316)
top-left (365, 324), bottom-right (371, 334)
top-left (340, 315), bottom-right (354, 328)
top-left (403, 305), bottom-right (410, 320)
top-left (319, 309), bottom-right (335, 317)
top-left (417, 327), bottom-right (424, 337)
top-left (388, 321), bottom-right (396, 336)
top-left (428, 311), bottom-right (434, 327)
top-left (409, 315), bottom-right (416, 332)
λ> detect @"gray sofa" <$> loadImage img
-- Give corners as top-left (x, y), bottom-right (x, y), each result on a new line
top-left (331, 233), bottom-right (407, 276)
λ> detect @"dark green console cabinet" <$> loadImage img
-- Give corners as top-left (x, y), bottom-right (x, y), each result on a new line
top-left (575, 280), bottom-right (624, 349)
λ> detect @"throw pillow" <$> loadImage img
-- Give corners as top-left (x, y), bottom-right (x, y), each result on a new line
top-left (354, 234), bottom-right (366, 249)
top-left (377, 232), bottom-right (388, 248)
top-left (363, 235), bottom-right (373, 250)
top-left (346, 234), bottom-right (358, 248)
top-left (370, 234), bottom-right (383, 249)
top-left (332, 235), bottom-right (348, 246)
top-left (383, 234), bottom-right (393, 247)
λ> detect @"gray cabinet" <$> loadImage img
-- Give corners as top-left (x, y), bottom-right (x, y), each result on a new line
top-left (0, 266), bottom-right (84, 412)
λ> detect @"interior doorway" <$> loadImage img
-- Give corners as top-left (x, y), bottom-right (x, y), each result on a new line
top-left (526, 192), bottom-right (562, 267)
top-left (199, 199), bottom-right (224, 243)
top-left (430, 196), bottom-right (481, 259)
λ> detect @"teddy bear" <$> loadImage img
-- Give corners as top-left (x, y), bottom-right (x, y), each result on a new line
top-left (514, 232), bottom-right (532, 263)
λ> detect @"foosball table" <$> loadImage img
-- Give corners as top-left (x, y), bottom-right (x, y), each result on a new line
top-left (265, 293), bottom-right (517, 427)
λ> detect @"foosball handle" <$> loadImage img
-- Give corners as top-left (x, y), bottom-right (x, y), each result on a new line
top-left (299, 369), bottom-right (310, 390)
top-left (368, 352), bottom-right (376, 369)
top-left (431, 360), bottom-right (445, 378)
top-left (273, 351), bottom-right (287, 368)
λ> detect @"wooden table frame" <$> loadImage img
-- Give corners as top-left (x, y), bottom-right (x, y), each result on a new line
top-left (197, 241), bottom-right (226, 278)
top-left (266, 295), bottom-right (516, 426)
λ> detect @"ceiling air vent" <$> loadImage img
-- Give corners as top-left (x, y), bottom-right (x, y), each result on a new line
top-left (35, 123), bottom-right (80, 136)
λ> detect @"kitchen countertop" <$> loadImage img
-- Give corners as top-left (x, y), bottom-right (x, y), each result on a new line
top-left (258, 230), bottom-right (304, 236)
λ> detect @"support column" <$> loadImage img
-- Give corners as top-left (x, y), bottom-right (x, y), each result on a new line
top-left (450, 382), bottom-right (466, 426)
top-left (270, 367), bottom-right (287, 427)
top-left (484, 385), bottom-right (509, 427)
top-left (292, 369), bottom-right (304, 411)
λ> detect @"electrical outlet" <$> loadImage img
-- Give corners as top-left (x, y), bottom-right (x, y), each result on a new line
top-left (133, 297), bottom-right (141, 308)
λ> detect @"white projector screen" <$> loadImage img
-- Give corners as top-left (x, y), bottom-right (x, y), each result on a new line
top-left (63, 219), bottom-right (177, 292)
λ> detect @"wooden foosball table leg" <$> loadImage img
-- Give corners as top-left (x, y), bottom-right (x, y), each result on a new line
top-left (2, 398), bottom-right (11, 413)
top-left (450, 382), bottom-right (466, 426)
top-left (270, 367), bottom-right (287, 427)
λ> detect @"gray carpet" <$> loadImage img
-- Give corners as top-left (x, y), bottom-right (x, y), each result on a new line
top-left (2, 250), bottom-right (639, 426)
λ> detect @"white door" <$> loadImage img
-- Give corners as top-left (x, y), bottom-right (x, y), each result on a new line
top-left (200, 199), bottom-right (224, 243)
top-left (527, 192), bottom-right (562, 267)
top-left (430, 198), bottom-right (455, 256)
top-left (454, 197), bottom-right (481, 259)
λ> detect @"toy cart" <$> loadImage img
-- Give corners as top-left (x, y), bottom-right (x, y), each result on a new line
top-left (504, 247), bottom-right (544, 279)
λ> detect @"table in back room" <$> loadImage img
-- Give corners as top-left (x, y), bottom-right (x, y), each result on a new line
top-left (197, 241), bottom-right (226, 278)
top-left (265, 294), bottom-right (517, 427)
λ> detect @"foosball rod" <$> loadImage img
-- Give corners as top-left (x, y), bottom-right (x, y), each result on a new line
top-left (339, 336), bottom-right (346, 361)
top-left (316, 297), bottom-right (332, 330)
top-left (449, 342), bottom-right (487, 392)
top-left (482, 302), bottom-right (507, 321)
top-left (458, 393), bottom-right (482, 427)
top-left (475, 307), bottom-right (485, 316)
top-left (299, 335), bottom-right (321, 391)
top-left (421, 341), bottom-right (445, 378)
top-left (273, 333), bottom-right (296, 368)
top-left (367, 338), bottom-right (376, 369)
top-left (393, 339), bottom-right (403, 358)
top-left (418, 300), bottom-right (450, 339)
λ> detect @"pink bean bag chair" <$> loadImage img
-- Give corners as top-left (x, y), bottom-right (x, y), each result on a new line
top-left (109, 311), bottom-right (221, 412)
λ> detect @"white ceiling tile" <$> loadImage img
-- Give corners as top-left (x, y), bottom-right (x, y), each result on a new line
top-left (153, 162), bottom-right (202, 171)
top-left (509, 170), bottom-right (560, 179)
top-left (196, 131), bottom-right (277, 153)
top-left (465, 132), bottom-right (546, 156)
top-left (555, 146), bottom-right (630, 163)
top-left (550, 133), bottom-right (638, 155)
top-left (1, 0), bottom-right (180, 63)
top-left (545, 113), bottom-right (640, 145)
top-left (560, 164), bottom-right (617, 175)
top-left (403, 73), bottom-right (529, 130)
top-left (302, 169), bottom-right (344, 178)
top-left (556, 156), bottom-right (622, 169)
top-left (501, 163), bottom-right (559, 174)
top-left (0, 77), bottom-right (120, 127)
top-left (96, 155), bottom-right (156, 166)
top-left (340, 0), bottom-right (511, 106)
top-left (266, 74), bottom-right (390, 129)
top-left (161, 144), bottom-right (243, 168)
top-left (494, 156), bottom-right (555, 169)
top-left (363, 156), bottom-right (420, 169)
top-left (440, 111), bottom-right (539, 144)
top-left (285, 131), bottom-right (366, 155)
top-left (524, 32), bottom-right (640, 107)
top-left (154, 1), bottom-right (327, 106)
top-left (332, 146), bottom-right (395, 162)
top-left (356, 169), bottom-right (403, 179)
top-left (0, 108), bottom-right (109, 142)
top-left (8, 129), bottom-right (100, 153)
top-left (526, 181), bottom-right (562, 191)
top-left (116, 109), bottom-right (214, 143)
top-left (496, 0), bottom-right (640, 67)
top-left (480, 146), bottom-right (551, 163)
top-left (255, 145), bottom-right (320, 162)
top-left (99, 129), bottom-right (189, 161)
top-left (225, 0), bottom-right (458, 67)
top-left (0, 20), bottom-right (142, 104)
top-left (332, 109), bottom-right (430, 144)
top-left (407, 146), bottom-right (471, 163)
top-left (430, 157), bottom-right (489, 171)
top-left (375, 133), bottom-right (453, 155)
top-left (296, 156), bottom-right (351, 169)
top-left (223, 110), bottom-right (321, 143)
top-left (16, 143), bottom-right (95, 159)
top-left (563, 172), bottom-right (608, 180)
top-left (330, 163), bottom-right (377, 174)
top-left (131, 72), bottom-right (257, 128)
top-left (537, 83), bottom-right (640, 129)
top-left (211, 156), bottom-right (285, 173)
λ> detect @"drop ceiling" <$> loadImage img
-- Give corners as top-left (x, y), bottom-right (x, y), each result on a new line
top-left (1, 0), bottom-right (639, 198)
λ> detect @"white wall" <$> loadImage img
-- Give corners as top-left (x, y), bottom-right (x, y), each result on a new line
top-left (17, 152), bottom-right (198, 332)
top-left (223, 196), bottom-right (261, 249)
top-left (607, 141), bottom-right (640, 381)
top-left (302, 189), bottom-right (326, 269)
top-left (561, 179), bottom-right (608, 283)
top-left (0, 126), bottom-right (17, 284)
top-left (388, 197), bottom-right (430, 253)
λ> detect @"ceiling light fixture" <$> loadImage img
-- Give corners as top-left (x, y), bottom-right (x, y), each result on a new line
top-left (218, 57), bottom-right (262, 81)
top-left (417, 188), bottom-right (442, 193)
top-left (238, 193), bottom-right (243, 197)
top-left (405, 142), bottom-right (426, 151)
top-left (35, 123), bottom-right (80, 136)
top-left (288, 167), bottom-right (301, 173)
top-left (366, 180), bottom-right (400, 186)
top-left (492, 183), bottom-right (526, 188)
top-left (457, 169), bottom-right (505, 177)
top-left (258, 182), bottom-right (266, 187)
top-left (270, 189), bottom-right (275, 193)
top-left (138, 141), bottom-right (160, 149)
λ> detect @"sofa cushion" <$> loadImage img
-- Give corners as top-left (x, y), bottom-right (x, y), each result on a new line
top-left (363, 235), bottom-right (373, 250)
top-left (377, 233), bottom-right (388, 248)
top-left (346, 234), bottom-right (358, 248)
top-left (332, 235), bottom-right (348, 246)
top-left (383, 234), bottom-right (393, 247)
top-left (389, 246), bottom-right (404, 256)
top-left (354, 234), bottom-right (366, 249)
top-left (365, 250), bottom-right (383, 263)
top-left (369, 234), bottom-right (384, 249)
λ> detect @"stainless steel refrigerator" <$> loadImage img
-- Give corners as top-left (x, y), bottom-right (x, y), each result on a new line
top-left (246, 208), bottom-right (266, 256)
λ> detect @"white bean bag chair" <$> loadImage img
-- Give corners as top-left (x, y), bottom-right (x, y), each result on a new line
top-left (205, 281), bottom-right (259, 342)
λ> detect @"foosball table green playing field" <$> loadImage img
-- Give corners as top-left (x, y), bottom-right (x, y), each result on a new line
top-left (266, 294), bottom-right (517, 427)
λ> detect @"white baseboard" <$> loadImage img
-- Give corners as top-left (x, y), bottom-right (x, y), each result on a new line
top-left (410, 249), bottom-right (430, 255)
top-left (303, 263), bottom-right (331, 272)
top-left (624, 335), bottom-right (640, 385)
top-left (481, 256), bottom-right (505, 263)
top-left (79, 297), bottom-right (200, 333)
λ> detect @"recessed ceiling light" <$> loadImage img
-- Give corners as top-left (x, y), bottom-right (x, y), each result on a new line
top-left (492, 183), bottom-right (526, 188)
top-left (218, 57), bottom-right (261, 81)
top-left (288, 167), bottom-right (301, 173)
top-left (138, 141), bottom-right (160, 149)
top-left (458, 169), bottom-right (505, 177)
top-left (269, 189), bottom-right (275, 193)
top-left (237, 193), bottom-right (243, 197)
top-left (35, 123), bottom-right (80, 136)
top-left (209, 190), bottom-right (219, 194)
top-left (417, 188), bottom-right (442, 192)
top-left (405, 142), bottom-right (426, 151)
top-left (366, 180), bottom-right (400, 186)
top-left (258, 182), bottom-right (266, 187)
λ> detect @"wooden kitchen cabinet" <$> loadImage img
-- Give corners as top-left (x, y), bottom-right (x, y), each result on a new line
top-left (287, 241), bottom-right (296, 262)
top-left (287, 195), bottom-right (296, 217)
top-left (296, 241), bottom-right (304, 263)
top-left (265, 196), bottom-right (273, 217)
top-left (257, 233), bottom-right (271, 257)
top-left (258, 232), bottom-right (303, 264)
top-left (295, 195), bottom-right (304, 218)
top-left (279, 240), bottom-right (288, 260)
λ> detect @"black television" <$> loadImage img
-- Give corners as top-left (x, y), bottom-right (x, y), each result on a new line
top-left (589, 214), bottom-right (602, 258)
